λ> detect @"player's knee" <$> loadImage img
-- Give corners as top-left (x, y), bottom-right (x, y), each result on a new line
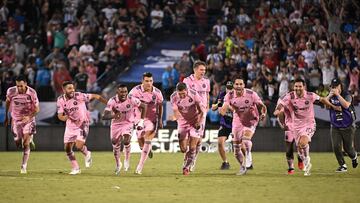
top-left (180, 146), bottom-right (187, 153)
top-left (75, 143), bottom-right (83, 150)
top-left (286, 151), bottom-right (294, 159)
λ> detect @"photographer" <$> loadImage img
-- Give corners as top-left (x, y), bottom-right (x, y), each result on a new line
top-left (327, 78), bottom-right (358, 172)
top-left (211, 81), bottom-right (233, 170)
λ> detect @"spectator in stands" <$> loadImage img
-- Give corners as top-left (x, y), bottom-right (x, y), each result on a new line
top-left (85, 58), bottom-right (98, 92)
top-left (162, 65), bottom-right (173, 101)
top-left (74, 65), bottom-right (88, 93)
top-left (53, 63), bottom-right (72, 96)
top-left (150, 4), bottom-right (164, 31)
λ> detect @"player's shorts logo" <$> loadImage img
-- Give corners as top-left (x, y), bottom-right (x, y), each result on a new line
top-left (126, 104), bottom-right (131, 108)
top-left (202, 84), bottom-right (206, 88)
top-left (73, 101), bottom-right (78, 105)
top-left (152, 95), bottom-right (156, 101)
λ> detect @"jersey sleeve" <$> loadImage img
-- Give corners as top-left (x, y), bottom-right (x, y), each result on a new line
top-left (311, 92), bottom-right (321, 103)
top-left (32, 91), bottom-right (40, 108)
top-left (156, 90), bottom-right (164, 104)
top-left (130, 97), bottom-right (141, 108)
top-left (56, 98), bottom-right (64, 114)
top-left (279, 93), bottom-right (291, 106)
top-left (170, 94), bottom-right (178, 111)
top-left (223, 92), bottom-right (231, 105)
top-left (104, 98), bottom-right (114, 112)
top-left (252, 91), bottom-right (263, 105)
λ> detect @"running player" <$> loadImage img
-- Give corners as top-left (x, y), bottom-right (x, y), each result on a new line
top-left (274, 78), bottom-right (340, 176)
top-left (128, 72), bottom-right (164, 174)
top-left (170, 82), bottom-right (205, 175)
top-left (211, 81), bottom-right (233, 170)
top-left (57, 81), bottom-right (107, 175)
top-left (102, 84), bottom-right (147, 174)
top-left (5, 75), bottom-right (40, 174)
top-left (183, 60), bottom-right (210, 171)
top-left (220, 78), bottom-right (267, 175)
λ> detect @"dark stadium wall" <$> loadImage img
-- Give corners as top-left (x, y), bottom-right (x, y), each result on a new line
top-left (1, 126), bottom-right (359, 152)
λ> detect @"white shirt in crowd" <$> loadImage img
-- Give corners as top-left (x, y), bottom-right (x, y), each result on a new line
top-left (301, 49), bottom-right (317, 68)
top-left (79, 44), bottom-right (94, 55)
top-left (321, 65), bottom-right (335, 86)
top-left (213, 24), bottom-right (228, 40)
top-left (151, 10), bottom-right (164, 29)
top-left (102, 7), bottom-right (117, 21)
top-left (237, 14), bottom-right (251, 26)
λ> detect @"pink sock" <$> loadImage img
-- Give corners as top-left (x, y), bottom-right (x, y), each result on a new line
top-left (22, 145), bottom-right (30, 168)
top-left (66, 151), bottom-right (79, 169)
top-left (80, 145), bottom-right (89, 156)
top-left (234, 144), bottom-right (244, 165)
top-left (184, 148), bottom-right (196, 169)
top-left (136, 141), bottom-right (151, 171)
top-left (124, 144), bottom-right (131, 162)
top-left (113, 143), bottom-right (121, 168)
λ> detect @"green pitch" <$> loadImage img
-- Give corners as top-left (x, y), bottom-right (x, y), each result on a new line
top-left (0, 152), bottom-right (359, 203)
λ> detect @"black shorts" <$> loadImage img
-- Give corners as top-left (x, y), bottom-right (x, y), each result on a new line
top-left (218, 126), bottom-right (232, 138)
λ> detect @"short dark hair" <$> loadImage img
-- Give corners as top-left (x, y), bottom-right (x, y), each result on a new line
top-left (62, 81), bottom-right (74, 87)
top-left (193, 60), bottom-right (207, 70)
top-left (142, 72), bottom-right (153, 79)
top-left (294, 78), bottom-right (305, 85)
top-left (117, 84), bottom-right (127, 89)
top-left (176, 82), bottom-right (187, 91)
top-left (15, 75), bottom-right (27, 83)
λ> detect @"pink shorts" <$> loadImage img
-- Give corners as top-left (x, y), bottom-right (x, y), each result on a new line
top-left (135, 119), bottom-right (157, 139)
top-left (111, 123), bottom-right (133, 141)
top-left (232, 125), bottom-right (257, 142)
top-left (12, 119), bottom-right (36, 141)
top-left (294, 123), bottom-right (316, 145)
top-left (177, 123), bottom-right (204, 140)
top-left (64, 122), bottom-right (89, 144)
top-left (284, 130), bottom-right (295, 143)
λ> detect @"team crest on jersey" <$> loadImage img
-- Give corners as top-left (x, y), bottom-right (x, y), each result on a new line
top-left (27, 96), bottom-right (31, 101)
top-left (245, 100), bottom-right (249, 104)
top-left (152, 95), bottom-right (156, 101)
top-left (202, 84), bottom-right (206, 88)
top-left (305, 101), bottom-right (309, 105)
top-left (126, 104), bottom-right (131, 108)
top-left (189, 98), bottom-right (193, 103)
top-left (73, 101), bottom-right (78, 105)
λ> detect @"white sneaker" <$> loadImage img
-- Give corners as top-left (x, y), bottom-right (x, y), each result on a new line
top-left (124, 159), bottom-right (130, 172)
top-left (69, 168), bottom-right (81, 175)
top-left (190, 159), bottom-right (196, 172)
top-left (304, 157), bottom-right (312, 176)
top-left (134, 169), bottom-right (142, 175)
top-left (115, 162), bottom-right (122, 175)
top-left (20, 166), bottom-right (27, 174)
top-left (85, 152), bottom-right (92, 168)
top-left (245, 151), bottom-right (253, 168)
top-left (236, 166), bottom-right (247, 176)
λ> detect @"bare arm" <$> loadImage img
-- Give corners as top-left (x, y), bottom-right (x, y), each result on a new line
top-left (158, 103), bottom-right (163, 128)
top-left (90, 94), bottom-right (108, 104)
top-left (219, 102), bottom-right (230, 116)
top-left (4, 99), bottom-right (10, 126)
top-left (273, 103), bottom-right (284, 116)
top-left (257, 102), bottom-right (267, 120)
top-left (139, 103), bottom-right (147, 119)
top-left (319, 97), bottom-right (341, 111)
top-left (57, 113), bottom-right (68, 122)
top-left (102, 110), bottom-right (116, 120)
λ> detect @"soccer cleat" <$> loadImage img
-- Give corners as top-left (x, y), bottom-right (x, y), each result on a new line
top-left (20, 166), bottom-right (27, 174)
top-left (30, 139), bottom-right (36, 150)
top-left (246, 165), bottom-right (253, 170)
top-left (69, 168), bottom-right (81, 175)
top-left (124, 159), bottom-right (130, 172)
top-left (352, 156), bottom-right (358, 168)
top-left (304, 157), bottom-right (312, 176)
top-left (115, 162), bottom-right (123, 175)
top-left (134, 169), bottom-right (142, 175)
top-left (220, 162), bottom-right (230, 170)
top-left (85, 152), bottom-right (92, 168)
top-left (287, 168), bottom-right (295, 175)
top-left (236, 166), bottom-right (247, 176)
top-left (148, 150), bottom-right (153, 159)
top-left (245, 152), bottom-right (253, 168)
top-left (298, 161), bottom-right (304, 171)
top-left (335, 165), bottom-right (347, 173)
top-left (183, 168), bottom-right (190, 176)
top-left (190, 159), bottom-right (196, 172)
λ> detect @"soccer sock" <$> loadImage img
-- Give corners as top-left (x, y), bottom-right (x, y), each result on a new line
top-left (124, 144), bottom-right (131, 162)
top-left (22, 145), bottom-right (30, 168)
top-left (137, 141), bottom-right (151, 171)
top-left (80, 145), bottom-right (89, 156)
top-left (234, 144), bottom-right (244, 165)
top-left (184, 148), bottom-right (196, 169)
top-left (113, 143), bottom-right (121, 168)
top-left (287, 158), bottom-right (294, 169)
top-left (243, 139), bottom-right (253, 154)
top-left (193, 143), bottom-right (201, 163)
top-left (66, 151), bottom-right (79, 169)
top-left (183, 146), bottom-right (189, 167)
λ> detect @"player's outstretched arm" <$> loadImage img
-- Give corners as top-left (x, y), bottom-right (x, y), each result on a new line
top-left (219, 103), bottom-right (229, 116)
top-left (319, 97), bottom-right (341, 111)
top-left (90, 94), bottom-right (108, 104)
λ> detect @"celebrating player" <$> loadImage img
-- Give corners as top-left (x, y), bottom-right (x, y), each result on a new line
top-left (5, 75), bottom-right (40, 174)
top-left (129, 72), bottom-right (164, 174)
top-left (170, 82), bottom-right (205, 175)
top-left (274, 78), bottom-right (340, 176)
top-left (102, 84), bottom-right (147, 174)
top-left (57, 81), bottom-right (107, 175)
top-left (220, 78), bottom-right (267, 175)
top-left (183, 60), bottom-right (210, 171)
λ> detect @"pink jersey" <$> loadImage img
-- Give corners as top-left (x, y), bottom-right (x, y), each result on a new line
top-left (104, 95), bottom-right (141, 125)
top-left (170, 89), bottom-right (203, 126)
top-left (129, 85), bottom-right (163, 122)
top-left (6, 86), bottom-right (39, 121)
top-left (276, 98), bottom-right (293, 130)
top-left (183, 74), bottom-right (210, 107)
top-left (224, 89), bottom-right (263, 128)
top-left (57, 92), bottom-right (91, 127)
top-left (279, 91), bottom-right (320, 129)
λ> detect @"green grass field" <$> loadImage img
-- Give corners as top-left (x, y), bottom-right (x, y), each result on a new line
top-left (0, 152), bottom-right (359, 203)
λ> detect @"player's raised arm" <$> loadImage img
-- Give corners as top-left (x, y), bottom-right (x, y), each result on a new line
top-left (89, 93), bottom-right (108, 104)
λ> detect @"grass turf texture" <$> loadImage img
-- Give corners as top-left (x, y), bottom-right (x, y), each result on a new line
top-left (0, 152), bottom-right (359, 203)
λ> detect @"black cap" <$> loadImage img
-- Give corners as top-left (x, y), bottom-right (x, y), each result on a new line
top-left (331, 78), bottom-right (340, 87)
top-left (226, 81), bottom-right (233, 89)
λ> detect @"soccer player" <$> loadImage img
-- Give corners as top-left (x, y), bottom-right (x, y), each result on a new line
top-left (276, 98), bottom-right (304, 174)
top-left (57, 81), bottom-right (107, 175)
top-left (274, 78), bottom-right (340, 176)
top-left (220, 78), bottom-right (267, 175)
top-left (170, 82), bottom-right (205, 175)
top-left (4, 75), bottom-right (40, 174)
top-left (183, 60), bottom-right (210, 171)
top-left (102, 84), bottom-right (147, 175)
top-left (128, 72), bottom-right (164, 174)
top-left (211, 81), bottom-right (233, 170)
